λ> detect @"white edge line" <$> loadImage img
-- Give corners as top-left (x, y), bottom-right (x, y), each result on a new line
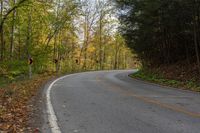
top-left (46, 72), bottom-right (94, 133)
top-left (46, 73), bottom-right (79, 133)
top-left (46, 70), bottom-right (133, 133)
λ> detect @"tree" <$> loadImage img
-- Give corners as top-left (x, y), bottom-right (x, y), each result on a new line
top-left (0, 0), bottom-right (28, 60)
top-left (0, 0), bottom-right (134, 81)
top-left (115, 0), bottom-right (200, 74)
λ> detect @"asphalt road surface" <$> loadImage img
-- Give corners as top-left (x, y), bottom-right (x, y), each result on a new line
top-left (44, 70), bottom-right (200, 133)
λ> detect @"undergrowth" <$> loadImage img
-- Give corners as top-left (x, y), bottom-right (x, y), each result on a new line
top-left (131, 69), bottom-right (200, 92)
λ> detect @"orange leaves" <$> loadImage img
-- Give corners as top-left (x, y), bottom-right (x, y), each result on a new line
top-left (0, 74), bottom-right (52, 132)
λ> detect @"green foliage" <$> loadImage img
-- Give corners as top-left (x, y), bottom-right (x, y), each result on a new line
top-left (0, 0), bottom-right (134, 85)
top-left (115, 0), bottom-right (200, 67)
top-left (0, 60), bottom-right (28, 85)
top-left (133, 70), bottom-right (166, 83)
top-left (131, 70), bottom-right (200, 92)
top-left (186, 79), bottom-right (200, 91)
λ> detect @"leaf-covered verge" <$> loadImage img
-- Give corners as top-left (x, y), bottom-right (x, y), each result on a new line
top-left (130, 62), bottom-right (200, 92)
top-left (0, 73), bottom-right (54, 132)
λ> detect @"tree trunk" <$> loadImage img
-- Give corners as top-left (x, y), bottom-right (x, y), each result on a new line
top-left (10, 0), bottom-right (16, 59)
top-left (82, 14), bottom-right (89, 70)
top-left (0, 0), bottom-right (4, 61)
top-left (193, 20), bottom-right (200, 74)
top-left (114, 38), bottom-right (119, 69)
top-left (26, 9), bottom-right (32, 79)
top-left (193, 0), bottom-right (200, 74)
top-left (99, 12), bottom-right (103, 70)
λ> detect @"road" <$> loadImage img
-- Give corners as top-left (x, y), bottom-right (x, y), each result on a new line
top-left (44, 70), bottom-right (200, 133)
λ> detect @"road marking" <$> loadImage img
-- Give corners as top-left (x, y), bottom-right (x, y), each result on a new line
top-left (142, 95), bottom-right (192, 98)
top-left (46, 73), bottom-right (82, 133)
top-left (95, 75), bottom-right (102, 82)
top-left (100, 78), bottom-right (200, 118)
top-left (45, 70), bottom-right (138, 133)
top-left (129, 93), bottom-right (200, 118)
top-left (46, 71), bottom-right (109, 133)
top-left (47, 77), bottom-right (63, 133)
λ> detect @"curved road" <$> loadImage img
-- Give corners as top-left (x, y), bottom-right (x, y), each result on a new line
top-left (44, 70), bottom-right (200, 133)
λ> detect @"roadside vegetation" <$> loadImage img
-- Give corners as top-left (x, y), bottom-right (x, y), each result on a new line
top-left (0, 0), bottom-right (135, 132)
top-left (0, 73), bottom-right (53, 132)
top-left (131, 68), bottom-right (200, 92)
top-left (1, 0), bottom-right (200, 131)
top-left (115, 0), bottom-right (200, 91)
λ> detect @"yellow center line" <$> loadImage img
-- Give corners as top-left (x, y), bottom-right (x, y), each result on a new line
top-left (97, 78), bottom-right (200, 118)
top-left (129, 93), bottom-right (200, 118)
top-left (95, 75), bottom-right (101, 82)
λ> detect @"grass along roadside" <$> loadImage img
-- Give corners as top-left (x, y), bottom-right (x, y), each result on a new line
top-left (0, 73), bottom-right (55, 132)
top-left (130, 70), bottom-right (200, 92)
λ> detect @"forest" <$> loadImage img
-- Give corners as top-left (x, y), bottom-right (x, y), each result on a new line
top-left (0, 0), bottom-right (136, 131)
top-left (0, 0), bottom-right (134, 83)
top-left (1, 0), bottom-right (200, 131)
top-left (115, 0), bottom-right (200, 84)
